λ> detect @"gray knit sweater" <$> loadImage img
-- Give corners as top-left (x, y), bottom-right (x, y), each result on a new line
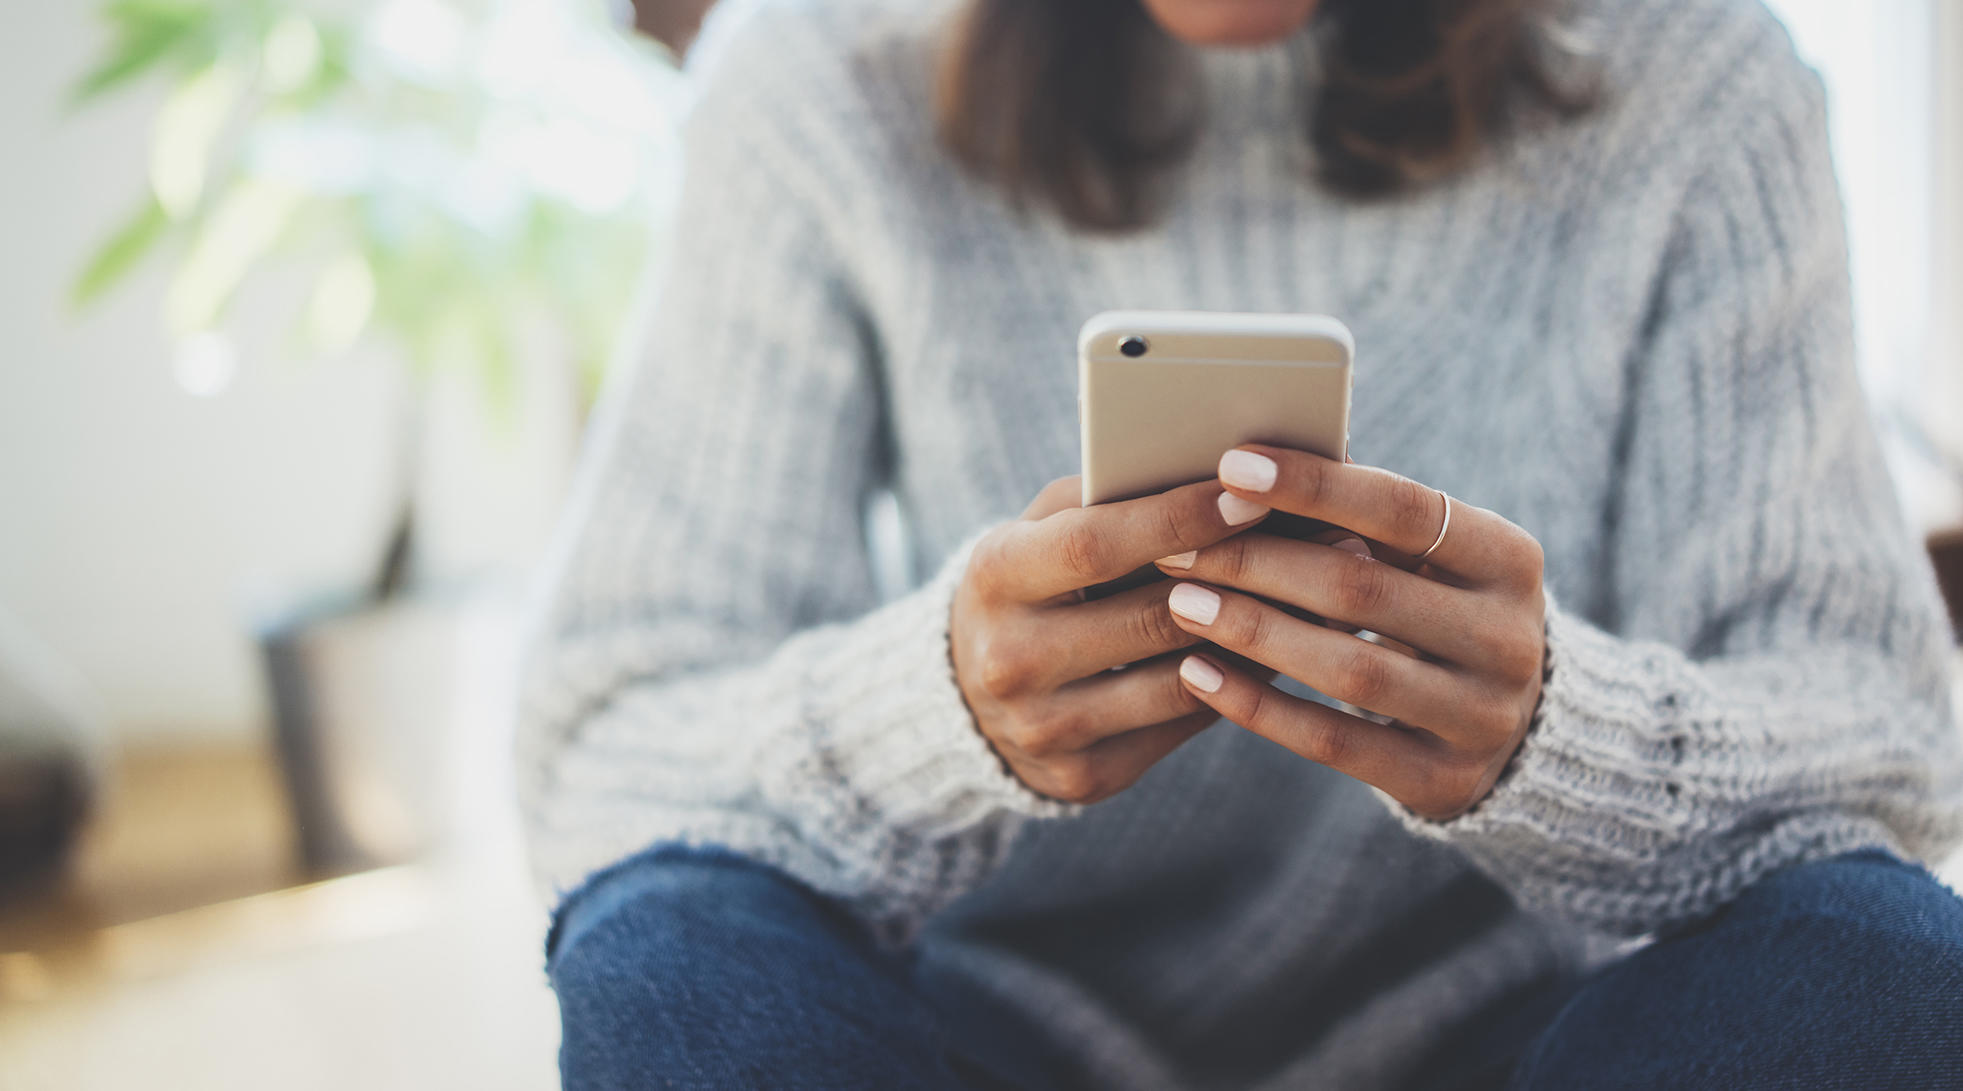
top-left (517, 0), bottom-right (1963, 1085)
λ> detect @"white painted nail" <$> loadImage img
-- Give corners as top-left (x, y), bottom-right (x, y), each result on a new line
top-left (1167, 583), bottom-right (1221, 625)
top-left (1180, 656), bottom-right (1225, 693)
top-left (1218, 450), bottom-right (1278, 492)
top-left (1157, 550), bottom-right (1198, 570)
top-left (1217, 493), bottom-right (1269, 526)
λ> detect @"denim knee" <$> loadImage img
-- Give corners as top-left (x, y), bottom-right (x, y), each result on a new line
top-left (546, 843), bottom-right (842, 969)
top-left (1726, 849), bottom-right (1963, 975)
top-left (1512, 850), bottom-right (1963, 1091)
top-left (546, 844), bottom-right (980, 1090)
top-left (1716, 850), bottom-right (1963, 1077)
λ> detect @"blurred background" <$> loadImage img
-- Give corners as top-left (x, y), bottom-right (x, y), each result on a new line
top-left (0, 1), bottom-right (1958, 1088)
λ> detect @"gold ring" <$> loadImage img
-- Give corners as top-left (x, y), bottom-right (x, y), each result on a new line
top-left (1418, 491), bottom-right (1452, 562)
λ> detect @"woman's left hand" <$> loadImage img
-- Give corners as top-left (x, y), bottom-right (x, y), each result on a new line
top-left (1156, 445), bottom-right (1548, 821)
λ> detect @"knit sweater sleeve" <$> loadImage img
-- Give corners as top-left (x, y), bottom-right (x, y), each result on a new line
top-left (514, 14), bottom-right (1063, 943)
top-left (1391, 46), bottom-right (1963, 934)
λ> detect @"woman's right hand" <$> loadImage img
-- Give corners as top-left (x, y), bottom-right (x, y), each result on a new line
top-left (951, 476), bottom-right (1271, 804)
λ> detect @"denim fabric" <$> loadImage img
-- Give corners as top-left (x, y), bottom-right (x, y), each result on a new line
top-left (1505, 850), bottom-right (1963, 1090)
top-left (546, 846), bottom-right (1070, 1090)
top-left (546, 847), bottom-right (1963, 1090)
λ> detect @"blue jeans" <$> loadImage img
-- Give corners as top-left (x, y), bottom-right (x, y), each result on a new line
top-left (545, 847), bottom-right (1963, 1089)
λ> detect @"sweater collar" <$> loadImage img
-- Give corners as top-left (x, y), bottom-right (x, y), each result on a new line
top-left (1188, 31), bottom-right (1320, 136)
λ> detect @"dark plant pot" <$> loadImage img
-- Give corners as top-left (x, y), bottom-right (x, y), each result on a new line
top-left (0, 614), bottom-right (102, 901)
top-left (0, 751), bottom-right (89, 900)
top-left (260, 599), bottom-right (471, 875)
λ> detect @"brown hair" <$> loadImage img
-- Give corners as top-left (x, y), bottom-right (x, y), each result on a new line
top-left (936, 0), bottom-right (1592, 231)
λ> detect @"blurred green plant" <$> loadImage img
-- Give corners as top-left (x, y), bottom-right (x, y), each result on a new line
top-left (71, 0), bottom-right (680, 408)
top-left (70, 0), bottom-right (679, 600)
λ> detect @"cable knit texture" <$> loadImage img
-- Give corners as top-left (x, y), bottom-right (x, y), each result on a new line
top-left (518, 0), bottom-right (1963, 1085)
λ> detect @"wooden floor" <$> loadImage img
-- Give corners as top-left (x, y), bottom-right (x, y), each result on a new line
top-left (0, 743), bottom-right (301, 960)
top-left (0, 743), bottom-right (560, 1091)
top-left (3, 672), bottom-right (1959, 1089)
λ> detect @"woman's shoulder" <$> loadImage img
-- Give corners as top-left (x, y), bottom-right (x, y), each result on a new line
top-left (686, 0), bottom-right (953, 138)
top-left (678, 0), bottom-right (958, 222)
top-left (1561, 0), bottom-right (1826, 165)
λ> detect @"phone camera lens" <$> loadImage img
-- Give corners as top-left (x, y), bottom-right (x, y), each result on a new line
top-left (1119, 336), bottom-right (1149, 358)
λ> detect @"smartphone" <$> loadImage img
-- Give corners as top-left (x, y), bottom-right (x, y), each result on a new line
top-left (1079, 310), bottom-right (1353, 508)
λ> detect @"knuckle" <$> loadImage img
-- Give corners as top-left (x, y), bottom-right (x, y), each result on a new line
top-left (966, 531), bottom-right (1008, 597)
top-left (997, 714), bottom-right (1045, 756)
top-left (1223, 599), bottom-right (1272, 653)
top-left (969, 528), bottom-right (1028, 601)
top-left (1331, 554), bottom-right (1395, 618)
top-left (1331, 646), bottom-right (1392, 708)
top-left (1034, 706), bottom-right (1092, 751)
top-left (1056, 519), bottom-right (1112, 586)
top-left (1236, 679), bottom-right (1273, 730)
top-left (976, 642), bottom-right (1037, 699)
top-left (1414, 760), bottom-right (1481, 819)
top-left (1162, 665), bottom-right (1208, 716)
top-left (1514, 531), bottom-right (1546, 584)
top-left (1495, 526), bottom-right (1546, 592)
top-left (1386, 478), bottom-right (1439, 543)
top-left (1045, 758), bottom-right (1106, 805)
top-left (1128, 601), bottom-right (1192, 652)
top-left (1240, 678), bottom-right (1299, 739)
top-left (1302, 717), bottom-right (1352, 769)
top-left (1003, 705), bottom-right (1075, 758)
top-left (1295, 456), bottom-right (1335, 511)
top-left (1209, 534), bottom-right (1256, 584)
top-left (1156, 499), bottom-right (1207, 553)
top-left (1491, 625), bottom-right (1545, 686)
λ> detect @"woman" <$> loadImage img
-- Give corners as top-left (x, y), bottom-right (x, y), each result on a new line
top-left (522, 0), bottom-right (1963, 1086)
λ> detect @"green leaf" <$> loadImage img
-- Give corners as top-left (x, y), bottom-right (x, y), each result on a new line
top-left (163, 178), bottom-right (305, 336)
top-left (70, 4), bottom-right (214, 105)
top-left (71, 197), bottom-right (173, 307)
top-left (149, 60), bottom-right (246, 218)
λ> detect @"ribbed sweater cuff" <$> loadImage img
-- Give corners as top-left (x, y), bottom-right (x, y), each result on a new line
top-left (1378, 592), bottom-right (1923, 932)
top-left (1385, 592), bottom-right (1700, 858)
top-left (751, 532), bottom-right (1076, 846)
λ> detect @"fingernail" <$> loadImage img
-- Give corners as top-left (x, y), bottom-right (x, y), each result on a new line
top-left (1331, 536), bottom-right (1372, 560)
top-left (1180, 656), bottom-right (1224, 693)
top-left (1157, 550), bottom-right (1197, 570)
top-left (1218, 450), bottom-right (1278, 492)
top-left (1167, 583), bottom-right (1221, 625)
top-left (1217, 493), bottom-right (1269, 526)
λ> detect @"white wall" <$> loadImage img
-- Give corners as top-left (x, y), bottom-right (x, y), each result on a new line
top-left (1767, 0), bottom-right (1963, 533)
top-left (0, 3), bottom-right (578, 744)
top-left (1934, 0), bottom-right (1963, 456)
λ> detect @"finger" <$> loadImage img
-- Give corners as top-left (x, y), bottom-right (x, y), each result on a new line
top-left (1069, 711), bottom-right (1219, 802)
top-left (1021, 476), bottom-right (1084, 521)
top-left (1158, 534), bottom-right (1506, 668)
top-left (1174, 653), bottom-right (1440, 800)
top-left (1022, 710), bottom-right (1215, 805)
top-left (1215, 447), bottom-right (1537, 588)
top-left (1014, 476), bottom-right (1094, 606)
top-left (1031, 656), bottom-right (1214, 751)
top-left (987, 477), bottom-right (1269, 603)
top-left (1208, 644), bottom-right (1280, 682)
top-left (1164, 581), bottom-right (1490, 737)
top-left (1297, 527), bottom-right (1367, 634)
top-left (1019, 580), bottom-right (1205, 687)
